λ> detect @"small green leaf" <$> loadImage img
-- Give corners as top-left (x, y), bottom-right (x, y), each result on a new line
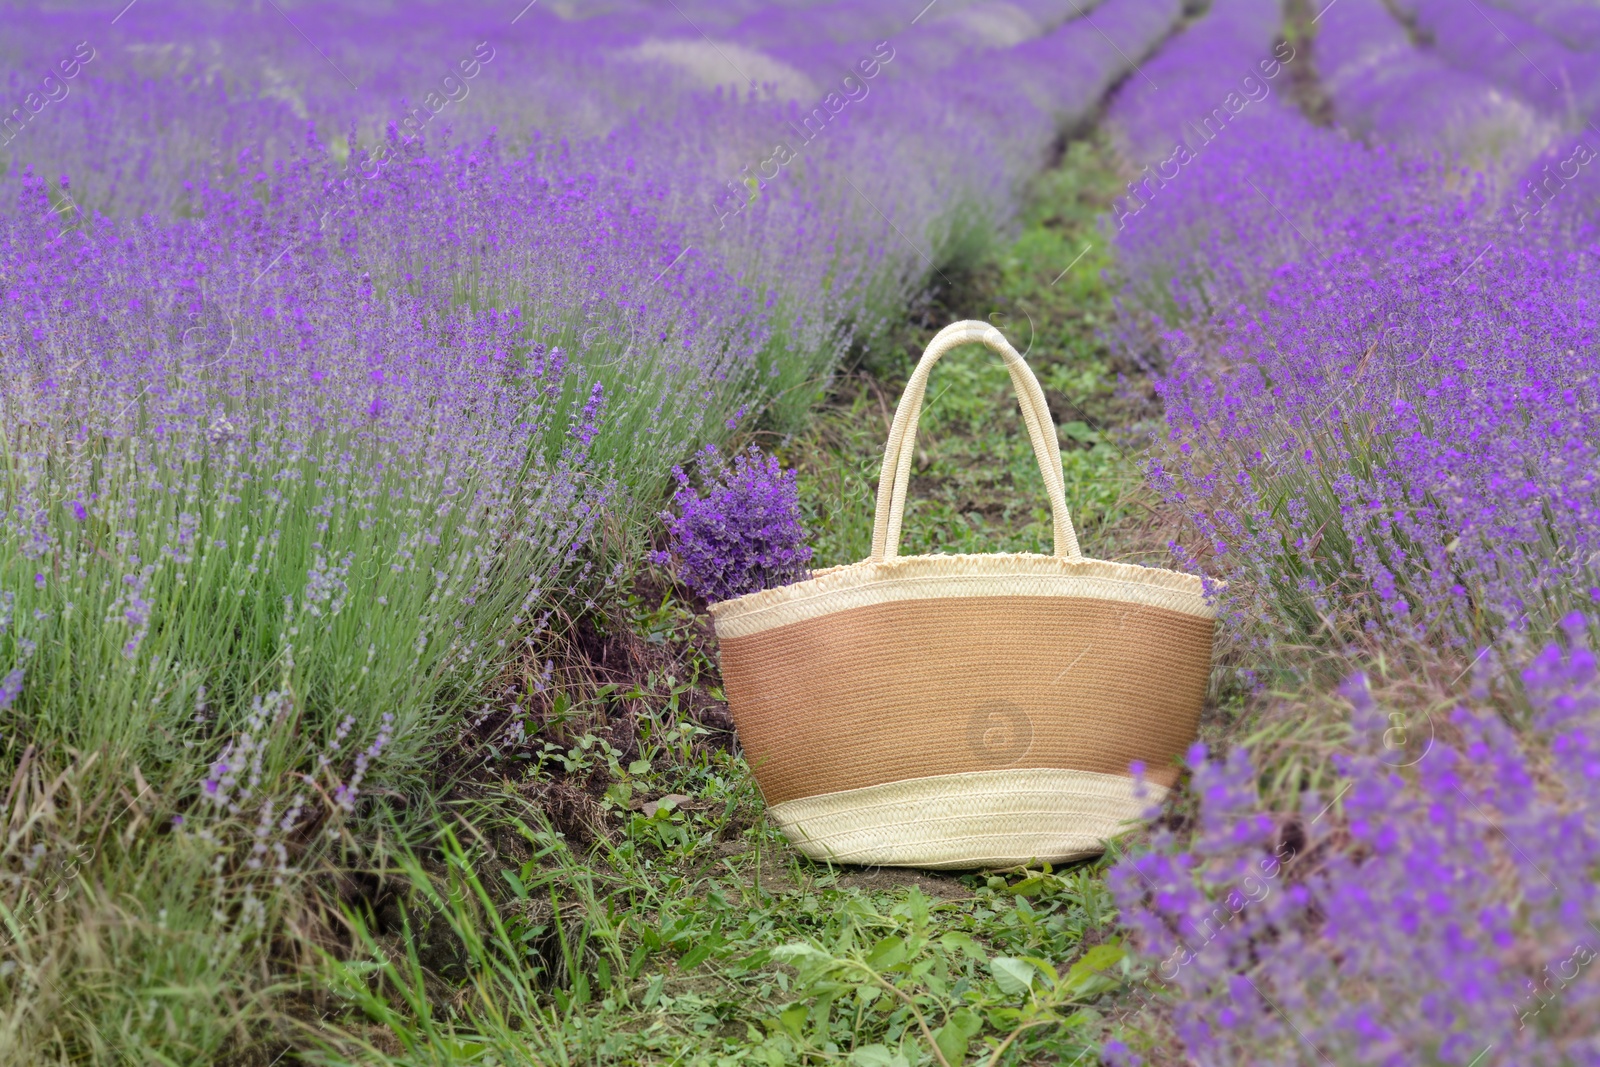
top-left (950, 1006), bottom-right (983, 1037)
top-left (772, 942), bottom-right (831, 965)
top-left (1007, 875), bottom-right (1049, 897)
top-left (1077, 942), bottom-right (1126, 972)
top-left (778, 1002), bottom-right (809, 1038)
top-left (499, 868), bottom-right (528, 899)
top-left (1020, 954), bottom-right (1061, 988)
top-left (933, 1006), bottom-right (984, 1066)
top-left (990, 956), bottom-right (1036, 996)
top-left (628, 758), bottom-right (652, 775)
top-left (933, 1024), bottom-right (969, 1066)
top-left (985, 1005), bottom-right (1024, 1029)
top-left (865, 935), bottom-right (908, 971)
top-left (1063, 943), bottom-right (1126, 993)
top-left (732, 948), bottom-right (772, 972)
top-left (678, 942), bottom-right (714, 971)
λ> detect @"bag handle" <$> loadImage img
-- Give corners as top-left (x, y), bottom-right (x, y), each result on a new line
top-left (870, 319), bottom-right (1083, 561)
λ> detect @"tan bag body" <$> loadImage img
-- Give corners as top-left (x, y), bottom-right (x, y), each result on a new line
top-left (710, 321), bottom-right (1215, 869)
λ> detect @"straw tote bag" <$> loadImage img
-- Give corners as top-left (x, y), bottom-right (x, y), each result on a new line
top-left (709, 320), bottom-right (1217, 870)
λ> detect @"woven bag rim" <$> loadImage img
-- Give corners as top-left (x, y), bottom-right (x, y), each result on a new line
top-left (709, 551), bottom-right (1216, 627)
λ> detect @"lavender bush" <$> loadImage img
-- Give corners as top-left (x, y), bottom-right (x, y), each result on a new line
top-left (1108, 621), bottom-right (1600, 1065)
top-left (658, 445), bottom-right (812, 602)
top-left (1108, 0), bottom-right (1287, 169)
top-left (1393, 0), bottom-right (1600, 128)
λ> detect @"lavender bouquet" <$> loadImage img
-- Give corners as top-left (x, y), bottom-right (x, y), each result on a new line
top-left (657, 445), bottom-right (812, 602)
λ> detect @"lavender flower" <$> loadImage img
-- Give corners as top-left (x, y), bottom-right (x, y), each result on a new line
top-left (332, 712), bottom-right (396, 813)
top-left (1100, 10), bottom-right (1600, 1053)
top-left (116, 568), bottom-right (154, 659)
top-left (0, 668), bottom-right (23, 713)
top-left (657, 445), bottom-right (813, 602)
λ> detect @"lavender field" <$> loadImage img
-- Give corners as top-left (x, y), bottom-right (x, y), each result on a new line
top-left (2, 0), bottom-right (1600, 1063)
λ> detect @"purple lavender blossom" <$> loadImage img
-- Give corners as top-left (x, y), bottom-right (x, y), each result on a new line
top-left (656, 445), bottom-right (812, 602)
top-left (575, 382), bottom-right (606, 448)
top-left (118, 569), bottom-right (153, 658)
top-left (332, 712), bottom-right (396, 813)
top-left (0, 668), bottom-right (23, 713)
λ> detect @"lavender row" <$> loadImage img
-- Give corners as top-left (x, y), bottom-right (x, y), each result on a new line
top-left (1489, 0), bottom-right (1600, 49)
top-left (1381, 0), bottom-right (1600, 232)
top-left (1309, 0), bottom-right (1600, 274)
top-left (0, 0), bottom-right (1182, 433)
top-left (1105, 0), bottom-right (1287, 167)
top-left (1103, 3), bottom-right (1600, 1061)
top-left (1109, 0), bottom-right (1600, 649)
top-left (1317, 0), bottom-right (1559, 188)
top-left (1394, 0), bottom-right (1600, 124)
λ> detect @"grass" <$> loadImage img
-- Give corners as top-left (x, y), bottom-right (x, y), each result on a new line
top-left (314, 806), bottom-right (1133, 1066)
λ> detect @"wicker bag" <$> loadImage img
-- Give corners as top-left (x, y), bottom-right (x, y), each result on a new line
top-left (709, 320), bottom-right (1216, 869)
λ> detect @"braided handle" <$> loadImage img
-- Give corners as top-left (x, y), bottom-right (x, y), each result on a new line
top-left (869, 320), bottom-right (1082, 561)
